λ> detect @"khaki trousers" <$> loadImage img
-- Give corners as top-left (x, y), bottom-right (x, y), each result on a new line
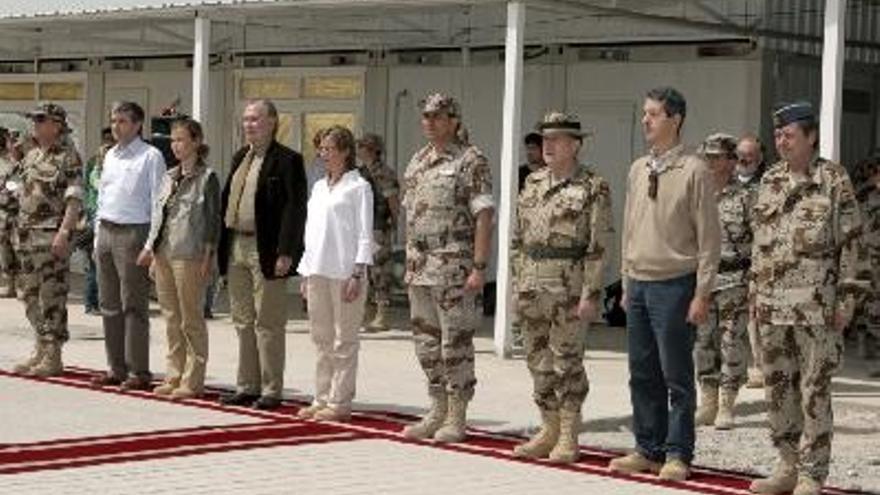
top-left (154, 255), bottom-right (208, 392)
top-left (306, 276), bottom-right (366, 412)
top-left (227, 234), bottom-right (288, 398)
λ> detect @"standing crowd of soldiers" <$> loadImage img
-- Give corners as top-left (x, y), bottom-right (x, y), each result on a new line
top-left (2, 83), bottom-right (878, 495)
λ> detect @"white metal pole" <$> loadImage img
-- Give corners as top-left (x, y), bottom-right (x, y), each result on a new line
top-left (820, 0), bottom-right (846, 162)
top-left (193, 14), bottom-right (211, 124)
top-left (494, 0), bottom-right (525, 358)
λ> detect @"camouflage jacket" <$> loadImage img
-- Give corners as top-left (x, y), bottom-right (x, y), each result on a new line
top-left (749, 157), bottom-right (869, 326)
top-left (715, 179), bottom-right (755, 292)
top-left (359, 160), bottom-right (399, 233)
top-left (512, 164), bottom-right (612, 301)
top-left (17, 141), bottom-right (84, 230)
top-left (0, 156), bottom-right (20, 221)
top-left (857, 182), bottom-right (880, 284)
top-left (402, 141), bottom-right (494, 286)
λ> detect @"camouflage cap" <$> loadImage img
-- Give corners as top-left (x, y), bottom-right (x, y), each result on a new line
top-left (356, 133), bottom-right (385, 153)
top-left (536, 111), bottom-right (588, 138)
top-left (28, 102), bottom-right (67, 125)
top-left (698, 132), bottom-right (738, 158)
top-left (418, 92), bottom-right (461, 118)
top-left (772, 101), bottom-right (815, 129)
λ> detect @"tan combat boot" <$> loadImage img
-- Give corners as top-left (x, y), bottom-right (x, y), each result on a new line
top-left (792, 476), bottom-right (821, 495)
top-left (608, 452), bottom-right (662, 474)
top-left (402, 393), bottom-right (448, 439)
top-left (13, 341), bottom-right (45, 374)
top-left (513, 410), bottom-right (560, 459)
top-left (695, 385), bottom-right (719, 426)
top-left (433, 395), bottom-right (468, 443)
top-left (28, 341), bottom-right (63, 377)
top-left (714, 388), bottom-right (738, 430)
top-left (746, 367), bottom-right (764, 388)
top-left (659, 459), bottom-right (690, 481)
top-left (548, 409), bottom-right (581, 463)
top-left (749, 455), bottom-right (798, 494)
top-left (1, 276), bottom-right (16, 298)
top-left (366, 303), bottom-right (390, 332)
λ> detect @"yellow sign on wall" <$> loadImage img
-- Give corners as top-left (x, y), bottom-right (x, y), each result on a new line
top-left (0, 83), bottom-right (35, 101)
top-left (39, 82), bottom-right (84, 101)
top-left (241, 78), bottom-right (300, 100)
top-left (303, 76), bottom-right (362, 100)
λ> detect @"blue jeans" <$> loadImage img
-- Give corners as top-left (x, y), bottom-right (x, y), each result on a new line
top-left (627, 273), bottom-right (697, 464)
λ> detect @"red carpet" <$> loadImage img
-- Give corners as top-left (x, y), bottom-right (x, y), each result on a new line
top-left (0, 368), bottom-right (865, 494)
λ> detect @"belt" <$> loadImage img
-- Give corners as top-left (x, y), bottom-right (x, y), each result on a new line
top-left (100, 219), bottom-right (148, 229)
top-left (718, 258), bottom-right (751, 273)
top-left (524, 244), bottom-right (587, 260)
top-left (234, 230), bottom-right (256, 237)
top-left (411, 230), bottom-right (471, 250)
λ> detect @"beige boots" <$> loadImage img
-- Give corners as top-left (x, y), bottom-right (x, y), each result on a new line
top-left (402, 393), bottom-right (449, 440)
top-left (749, 455), bottom-right (798, 494)
top-left (13, 341), bottom-right (64, 377)
top-left (513, 409), bottom-right (580, 463)
top-left (695, 386), bottom-right (719, 426)
top-left (696, 385), bottom-right (738, 429)
top-left (14, 341), bottom-right (63, 377)
top-left (513, 410), bottom-right (560, 459)
top-left (366, 303), bottom-right (390, 332)
top-left (434, 396), bottom-right (468, 442)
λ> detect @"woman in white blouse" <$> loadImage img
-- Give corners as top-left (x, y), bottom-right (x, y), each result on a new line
top-left (297, 126), bottom-right (373, 422)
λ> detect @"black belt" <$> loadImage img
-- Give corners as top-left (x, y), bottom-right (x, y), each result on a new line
top-left (524, 245), bottom-right (587, 260)
top-left (718, 258), bottom-right (751, 273)
top-left (100, 219), bottom-right (148, 229)
top-left (235, 230), bottom-right (256, 237)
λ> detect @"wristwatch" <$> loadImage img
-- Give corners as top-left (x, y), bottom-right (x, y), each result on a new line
top-left (473, 261), bottom-right (487, 271)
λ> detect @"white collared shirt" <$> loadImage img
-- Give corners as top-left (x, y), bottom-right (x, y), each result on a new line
top-left (297, 169), bottom-right (374, 279)
top-left (97, 137), bottom-right (166, 225)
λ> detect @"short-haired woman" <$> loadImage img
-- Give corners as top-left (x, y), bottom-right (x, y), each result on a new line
top-left (297, 125), bottom-right (373, 421)
top-left (137, 118), bottom-right (221, 399)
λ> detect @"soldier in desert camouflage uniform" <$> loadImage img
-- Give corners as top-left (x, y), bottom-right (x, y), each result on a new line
top-left (401, 92), bottom-right (494, 443)
top-left (356, 133), bottom-right (400, 332)
top-left (511, 112), bottom-right (611, 464)
top-left (852, 156), bottom-right (880, 377)
top-left (694, 133), bottom-right (754, 430)
top-left (11, 103), bottom-right (83, 377)
top-left (748, 102), bottom-right (869, 495)
top-left (0, 128), bottom-right (20, 298)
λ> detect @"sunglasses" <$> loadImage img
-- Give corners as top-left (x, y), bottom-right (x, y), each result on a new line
top-left (648, 171), bottom-right (659, 200)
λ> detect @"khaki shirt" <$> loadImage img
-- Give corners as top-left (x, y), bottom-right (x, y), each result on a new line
top-left (17, 142), bottom-right (83, 230)
top-left (402, 141), bottom-right (494, 286)
top-left (621, 145), bottom-right (721, 297)
top-left (513, 164), bottom-right (612, 300)
top-left (716, 179), bottom-right (755, 292)
top-left (750, 157), bottom-right (869, 326)
top-left (231, 151), bottom-right (264, 233)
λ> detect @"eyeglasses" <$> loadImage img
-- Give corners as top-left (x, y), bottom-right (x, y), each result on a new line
top-left (648, 171), bottom-right (659, 200)
top-left (32, 115), bottom-right (48, 123)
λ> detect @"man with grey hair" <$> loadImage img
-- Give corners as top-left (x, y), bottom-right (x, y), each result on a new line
top-left (91, 101), bottom-right (166, 390)
top-left (218, 99), bottom-right (307, 410)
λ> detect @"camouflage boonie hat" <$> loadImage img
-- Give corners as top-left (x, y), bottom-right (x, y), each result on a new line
top-left (28, 102), bottom-right (68, 125)
top-left (537, 111), bottom-right (588, 138)
top-left (357, 133), bottom-right (385, 153)
top-left (773, 101), bottom-right (815, 129)
top-left (418, 92), bottom-right (461, 118)
top-left (698, 132), bottom-right (738, 158)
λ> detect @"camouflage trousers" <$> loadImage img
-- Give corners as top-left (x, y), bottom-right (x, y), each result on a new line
top-left (368, 229), bottom-right (394, 307)
top-left (0, 218), bottom-right (17, 277)
top-left (517, 290), bottom-right (589, 413)
top-left (761, 324), bottom-right (840, 483)
top-left (852, 262), bottom-right (880, 357)
top-left (17, 229), bottom-right (69, 343)
top-left (408, 285), bottom-right (478, 401)
top-left (695, 286), bottom-right (749, 390)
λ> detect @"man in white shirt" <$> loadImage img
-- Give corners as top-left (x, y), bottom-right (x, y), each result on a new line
top-left (91, 101), bottom-right (166, 390)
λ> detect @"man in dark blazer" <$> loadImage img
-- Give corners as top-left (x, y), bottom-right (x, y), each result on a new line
top-left (218, 99), bottom-right (307, 410)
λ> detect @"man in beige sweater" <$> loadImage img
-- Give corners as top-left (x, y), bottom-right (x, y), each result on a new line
top-left (608, 87), bottom-right (721, 481)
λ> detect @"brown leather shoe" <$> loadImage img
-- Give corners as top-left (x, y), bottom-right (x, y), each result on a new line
top-left (90, 373), bottom-right (124, 388)
top-left (120, 376), bottom-right (153, 391)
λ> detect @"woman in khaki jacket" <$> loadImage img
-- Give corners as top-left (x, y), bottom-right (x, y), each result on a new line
top-left (137, 118), bottom-right (221, 399)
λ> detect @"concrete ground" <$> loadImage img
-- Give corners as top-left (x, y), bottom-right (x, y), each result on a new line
top-left (1, 275), bottom-right (878, 494)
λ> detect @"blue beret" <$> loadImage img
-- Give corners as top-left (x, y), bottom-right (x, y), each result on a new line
top-left (773, 102), bottom-right (815, 129)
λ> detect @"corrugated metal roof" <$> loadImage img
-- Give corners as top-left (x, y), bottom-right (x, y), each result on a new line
top-left (0, 0), bottom-right (266, 19)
